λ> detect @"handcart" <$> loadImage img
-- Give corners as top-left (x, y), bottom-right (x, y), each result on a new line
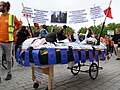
top-left (16, 37), bottom-right (107, 90)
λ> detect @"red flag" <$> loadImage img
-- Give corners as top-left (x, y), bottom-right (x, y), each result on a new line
top-left (104, 7), bottom-right (113, 19)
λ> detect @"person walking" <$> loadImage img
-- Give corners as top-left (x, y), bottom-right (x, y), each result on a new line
top-left (0, 1), bottom-right (21, 81)
top-left (112, 28), bottom-right (120, 60)
top-left (15, 26), bottom-right (30, 56)
top-left (39, 25), bottom-right (48, 38)
top-left (104, 35), bottom-right (110, 53)
top-left (109, 37), bottom-right (114, 55)
top-left (117, 38), bottom-right (120, 59)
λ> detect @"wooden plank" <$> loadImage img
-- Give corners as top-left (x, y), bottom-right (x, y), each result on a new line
top-left (31, 65), bottom-right (54, 90)
top-left (48, 65), bottom-right (54, 90)
top-left (31, 66), bottom-right (36, 81)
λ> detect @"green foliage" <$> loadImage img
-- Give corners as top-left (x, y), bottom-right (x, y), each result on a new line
top-left (29, 25), bottom-right (74, 35)
top-left (78, 23), bottom-right (120, 37)
top-left (46, 25), bottom-right (74, 35)
top-left (28, 23), bottom-right (120, 37)
top-left (77, 27), bottom-right (87, 34)
top-left (31, 26), bottom-right (37, 31)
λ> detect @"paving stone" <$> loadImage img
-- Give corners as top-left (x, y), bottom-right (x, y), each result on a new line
top-left (1, 54), bottom-right (120, 90)
top-left (105, 85), bottom-right (120, 90)
top-left (65, 86), bottom-right (79, 90)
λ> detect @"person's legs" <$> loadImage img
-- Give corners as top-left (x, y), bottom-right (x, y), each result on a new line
top-left (106, 44), bottom-right (110, 55)
top-left (117, 47), bottom-right (120, 60)
top-left (34, 67), bottom-right (43, 83)
top-left (12, 43), bottom-right (15, 57)
top-left (111, 46), bottom-right (114, 53)
top-left (15, 42), bottom-right (23, 66)
top-left (0, 43), bottom-right (4, 82)
top-left (15, 42), bottom-right (19, 57)
top-left (3, 42), bottom-right (13, 80)
top-left (114, 44), bottom-right (118, 55)
top-left (114, 44), bottom-right (120, 60)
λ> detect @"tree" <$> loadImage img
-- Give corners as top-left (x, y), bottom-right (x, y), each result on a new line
top-left (78, 27), bottom-right (87, 34)
top-left (77, 23), bottom-right (120, 37)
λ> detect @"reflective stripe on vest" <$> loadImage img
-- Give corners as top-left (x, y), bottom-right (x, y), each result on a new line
top-left (0, 14), bottom-right (14, 41)
top-left (8, 14), bottom-right (14, 41)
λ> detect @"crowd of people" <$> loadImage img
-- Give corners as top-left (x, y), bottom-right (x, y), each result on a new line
top-left (1, 1), bottom-right (120, 89)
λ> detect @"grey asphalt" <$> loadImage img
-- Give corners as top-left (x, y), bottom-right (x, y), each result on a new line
top-left (1, 54), bottom-right (120, 90)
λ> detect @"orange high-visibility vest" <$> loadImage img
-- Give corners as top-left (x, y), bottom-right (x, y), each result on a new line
top-left (0, 14), bottom-right (15, 41)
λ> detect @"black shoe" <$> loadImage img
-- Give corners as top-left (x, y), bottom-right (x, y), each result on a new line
top-left (67, 67), bottom-right (71, 69)
top-left (33, 82), bottom-right (39, 89)
top-left (116, 58), bottom-right (120, 60)
top-left (5, 74), bottom-right (12, 80)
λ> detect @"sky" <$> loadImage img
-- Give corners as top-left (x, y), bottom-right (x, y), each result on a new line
top-left (2, 0), bottom-right (120, 32)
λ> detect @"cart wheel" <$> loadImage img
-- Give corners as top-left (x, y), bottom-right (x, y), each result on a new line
top-left (33, 82), bottom-right (39, 89)
top-left (71, 62), bottom-right (80, 75)
top-left (89, 63), bottom-right (98, 80)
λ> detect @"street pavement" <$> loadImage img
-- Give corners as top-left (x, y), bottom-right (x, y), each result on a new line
top-left (1, 54), bottom-right (120, 90)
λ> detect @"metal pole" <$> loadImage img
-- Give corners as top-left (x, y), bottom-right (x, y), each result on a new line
top-left (96, 0), bottom-right (112, 45)
top-left (93, 4), bottom-right (96, 26)
top-left (93, 19), bottom-right (96, 26)
top-left (22, 3), bottom-right (34, 37)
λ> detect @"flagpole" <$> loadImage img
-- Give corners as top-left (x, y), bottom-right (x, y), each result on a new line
top-left (22, 3), bottom-right (34, 37)
top-left (103, 0), bottom-right (112, 22)
top-left (96, 0), bottom-right (112, 45)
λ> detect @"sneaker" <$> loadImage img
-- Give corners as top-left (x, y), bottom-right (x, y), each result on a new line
top-left (33, 80), bottom-right (41, 89)
top-left (116, 58), bottom-right (120, 60)
top-left (5, 74), bottom-right (12, 80)
top-left (33, 82), bottom-right (39, 89)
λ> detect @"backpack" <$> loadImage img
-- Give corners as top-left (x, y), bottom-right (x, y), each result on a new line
top-left (45, 32), bottom-right (57, 43)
